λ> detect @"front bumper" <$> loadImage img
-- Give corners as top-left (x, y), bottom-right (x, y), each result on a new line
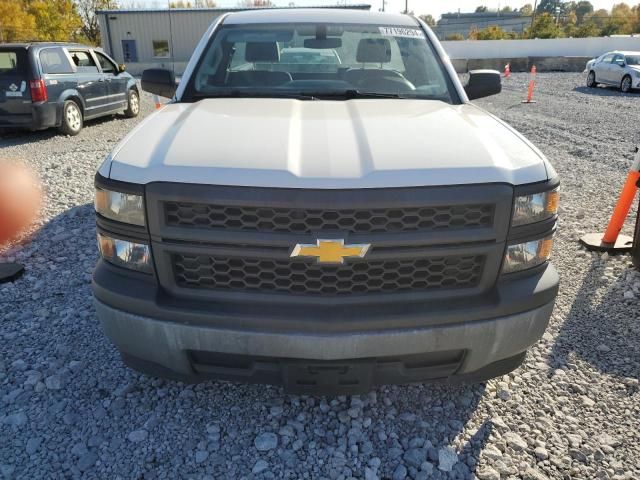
top-left (93, 260), bottom-right (558, 393)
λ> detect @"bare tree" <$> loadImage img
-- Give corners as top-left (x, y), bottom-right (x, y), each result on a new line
top-left (75, 0), bottom-right (118, 45)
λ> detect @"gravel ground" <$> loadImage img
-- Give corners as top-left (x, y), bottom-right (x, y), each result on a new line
top-left (1, 73), bottom-right (639, 480)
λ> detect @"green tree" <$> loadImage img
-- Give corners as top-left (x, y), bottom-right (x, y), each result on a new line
top-left (520, 4), bottom-right (534, 16)
top-left (475, 6), bottom-right (488, 12)
top-left (536, 0), bottom-right (558, 14)
top-left (588, 8), bottom-right (610, 29)
top-left (445, 33), bottom-right (465, 40)
top-left (500, 6), bottom-right (513, 13)
top-left (527, 12), bottom-right (562, 38)
top-left (469, 25), bottom-right (512, 39)
top-left (602, 3), bottom-right (633, 35)
top-left (561, 11), bottom-right (579, 36)
top-left (27, 0), bottom-right (83, 42)
top-left (419, 14), bottom-right (436, 27)
top-left (632, 4), bottom-right (640, 33)
top-left (575, 1), bottom-right (594, 22)
top-left (0, 0), bottom-right (37, 41)
top-left (574, 18), bottom-right (600, 36)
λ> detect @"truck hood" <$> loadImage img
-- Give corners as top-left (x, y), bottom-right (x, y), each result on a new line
top-left (106, 98), bottom-right (549, 188)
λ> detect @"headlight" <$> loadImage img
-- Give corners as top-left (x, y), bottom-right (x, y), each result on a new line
top-left (502, 235), bottom-right (554, 274)
top-left (95, 188), bottom-right (145, 226)
top-left (97, 233), bottom-right (153, 273)
top-left (512, 187), bottom-right (559, 227)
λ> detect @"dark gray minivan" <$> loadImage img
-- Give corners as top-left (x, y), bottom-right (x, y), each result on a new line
top-left (0, 42), bottom-right (139, 135)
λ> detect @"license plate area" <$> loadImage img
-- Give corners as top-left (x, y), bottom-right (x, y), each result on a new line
top-left (283, 361), bottom-right (374, 395)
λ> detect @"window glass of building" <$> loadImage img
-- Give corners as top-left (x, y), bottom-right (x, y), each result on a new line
top-left (153, 40), bottom-right (170, 58)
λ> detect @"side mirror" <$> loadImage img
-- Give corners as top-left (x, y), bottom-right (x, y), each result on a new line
top-left (464, 69), bottom-right (502, 101)
top-left (141, 68), bottom-right (176, 98)
top-left (118, 64), bottom-right (126, 73)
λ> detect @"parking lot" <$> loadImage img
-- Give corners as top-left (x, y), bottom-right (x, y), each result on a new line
top-left (0, 72), bottom-right (639, 479)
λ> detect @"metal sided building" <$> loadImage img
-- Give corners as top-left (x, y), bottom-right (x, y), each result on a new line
top-left (97, 5), bottom-right (371, 76)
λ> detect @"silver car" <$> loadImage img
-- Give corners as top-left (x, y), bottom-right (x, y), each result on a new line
top-left (586, 51), bottom-right (640, 93)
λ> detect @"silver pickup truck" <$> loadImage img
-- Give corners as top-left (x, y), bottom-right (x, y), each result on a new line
top-left (92, 9), bottom-right (559, 394)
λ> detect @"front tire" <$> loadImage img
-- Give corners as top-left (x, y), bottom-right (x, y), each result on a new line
top-left (124, 89), bottom-right (140, 118)
top-left (59, 100), bottom-right (83, 136)
top-left (587, 71), bottom-right (597, 88)
top-left (621, 75), bottom-right (632, 93)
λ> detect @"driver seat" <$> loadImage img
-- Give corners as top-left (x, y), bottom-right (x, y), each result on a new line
top-left (345, 38), bottom-right (392, 84)
top-left (227, 42), bottom-right (292, 87)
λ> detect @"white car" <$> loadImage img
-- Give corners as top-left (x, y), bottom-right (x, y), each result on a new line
top-left (586, 51), bottom-right (640, 93)
top-left (93, 9), bottom-right (559, 394)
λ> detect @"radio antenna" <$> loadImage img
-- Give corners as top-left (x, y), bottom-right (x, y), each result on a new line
top-left (168, 0), bottom-right (175, 76)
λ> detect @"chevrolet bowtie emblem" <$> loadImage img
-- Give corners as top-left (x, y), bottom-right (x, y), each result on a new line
top-left (291, 239), bottom-right (371, 264)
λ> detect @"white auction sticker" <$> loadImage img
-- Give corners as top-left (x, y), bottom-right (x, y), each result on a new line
top-left (379, 27), bottom-right (425, 38)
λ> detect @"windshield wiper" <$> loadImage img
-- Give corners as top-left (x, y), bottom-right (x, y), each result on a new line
top-left (317, 90), bottom-right (410, 99)
top-left (192, 90), bottom-right (317, 100)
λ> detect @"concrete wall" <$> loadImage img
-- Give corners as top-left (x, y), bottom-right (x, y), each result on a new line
top-left (434, 14), bottom-right (530, 40)
top-left (441, 36), bottom-right (640, 60)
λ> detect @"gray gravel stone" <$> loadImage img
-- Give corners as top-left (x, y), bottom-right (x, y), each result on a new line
top-left (2, 412), bottom-right (27, 427)
top-left (477, 466), bottom-right (501, 480)
top-left (534, 446), bottom-right (549, 460)
top-left (127, 429), bottom-right (148, 443)
top-left (252, 459), bottom-right (269, 474)
top-left (25, 437), bottom-right (41, 455)
top-left (504, 432), bottom-right (528, 451)
top-left (403, 448), bottom-right (426, 469)
top-left (254, 432), bottom-right (278, 451)
top-left (77, 452), bottom-right (98, 471)
top-left (195, 450), bottom-right (209, 463)
top-left (437, 446), bottom-right (458, 472)
top-left (44, 375), bottom-right (63, 390)
top-left (392, 463), bottom-right (407, 480)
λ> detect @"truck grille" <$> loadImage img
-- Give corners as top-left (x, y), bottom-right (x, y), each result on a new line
top-left (147, 183), bottom-right (512, 301)
top-left (172, 253), bottom-right (485, 296)
top-left (165, 202), bottom-right (494, 234)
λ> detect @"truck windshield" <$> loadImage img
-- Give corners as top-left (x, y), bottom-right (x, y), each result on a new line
top-left (186, 22), bottom-right (455, 102)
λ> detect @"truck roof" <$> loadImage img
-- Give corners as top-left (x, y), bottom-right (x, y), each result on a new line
top-left (222, 8), bottom-right (419, 26)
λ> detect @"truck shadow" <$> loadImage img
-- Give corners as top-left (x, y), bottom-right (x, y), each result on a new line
top-left (548, 256), bottom-right (639, 380)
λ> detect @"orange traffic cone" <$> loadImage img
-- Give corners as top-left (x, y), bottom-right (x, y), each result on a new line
top-left (580, 147), bottom-right (640, 252)
top-left (153, 94), bottom-right (162, 109)
top-left (522, 65), bottom-right (537, 103)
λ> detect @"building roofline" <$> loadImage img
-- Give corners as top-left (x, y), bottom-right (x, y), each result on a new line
top-left (96, 5), bottom-right (371, 15)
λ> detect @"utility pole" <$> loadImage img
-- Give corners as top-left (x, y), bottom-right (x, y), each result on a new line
top-left (530, 0), bottom-right (538, 32)
top-left (404, 0), bottom-right (408, 14)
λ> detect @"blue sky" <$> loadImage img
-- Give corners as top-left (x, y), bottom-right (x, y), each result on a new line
top-left (142, 0), bottom-right (621, 19)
